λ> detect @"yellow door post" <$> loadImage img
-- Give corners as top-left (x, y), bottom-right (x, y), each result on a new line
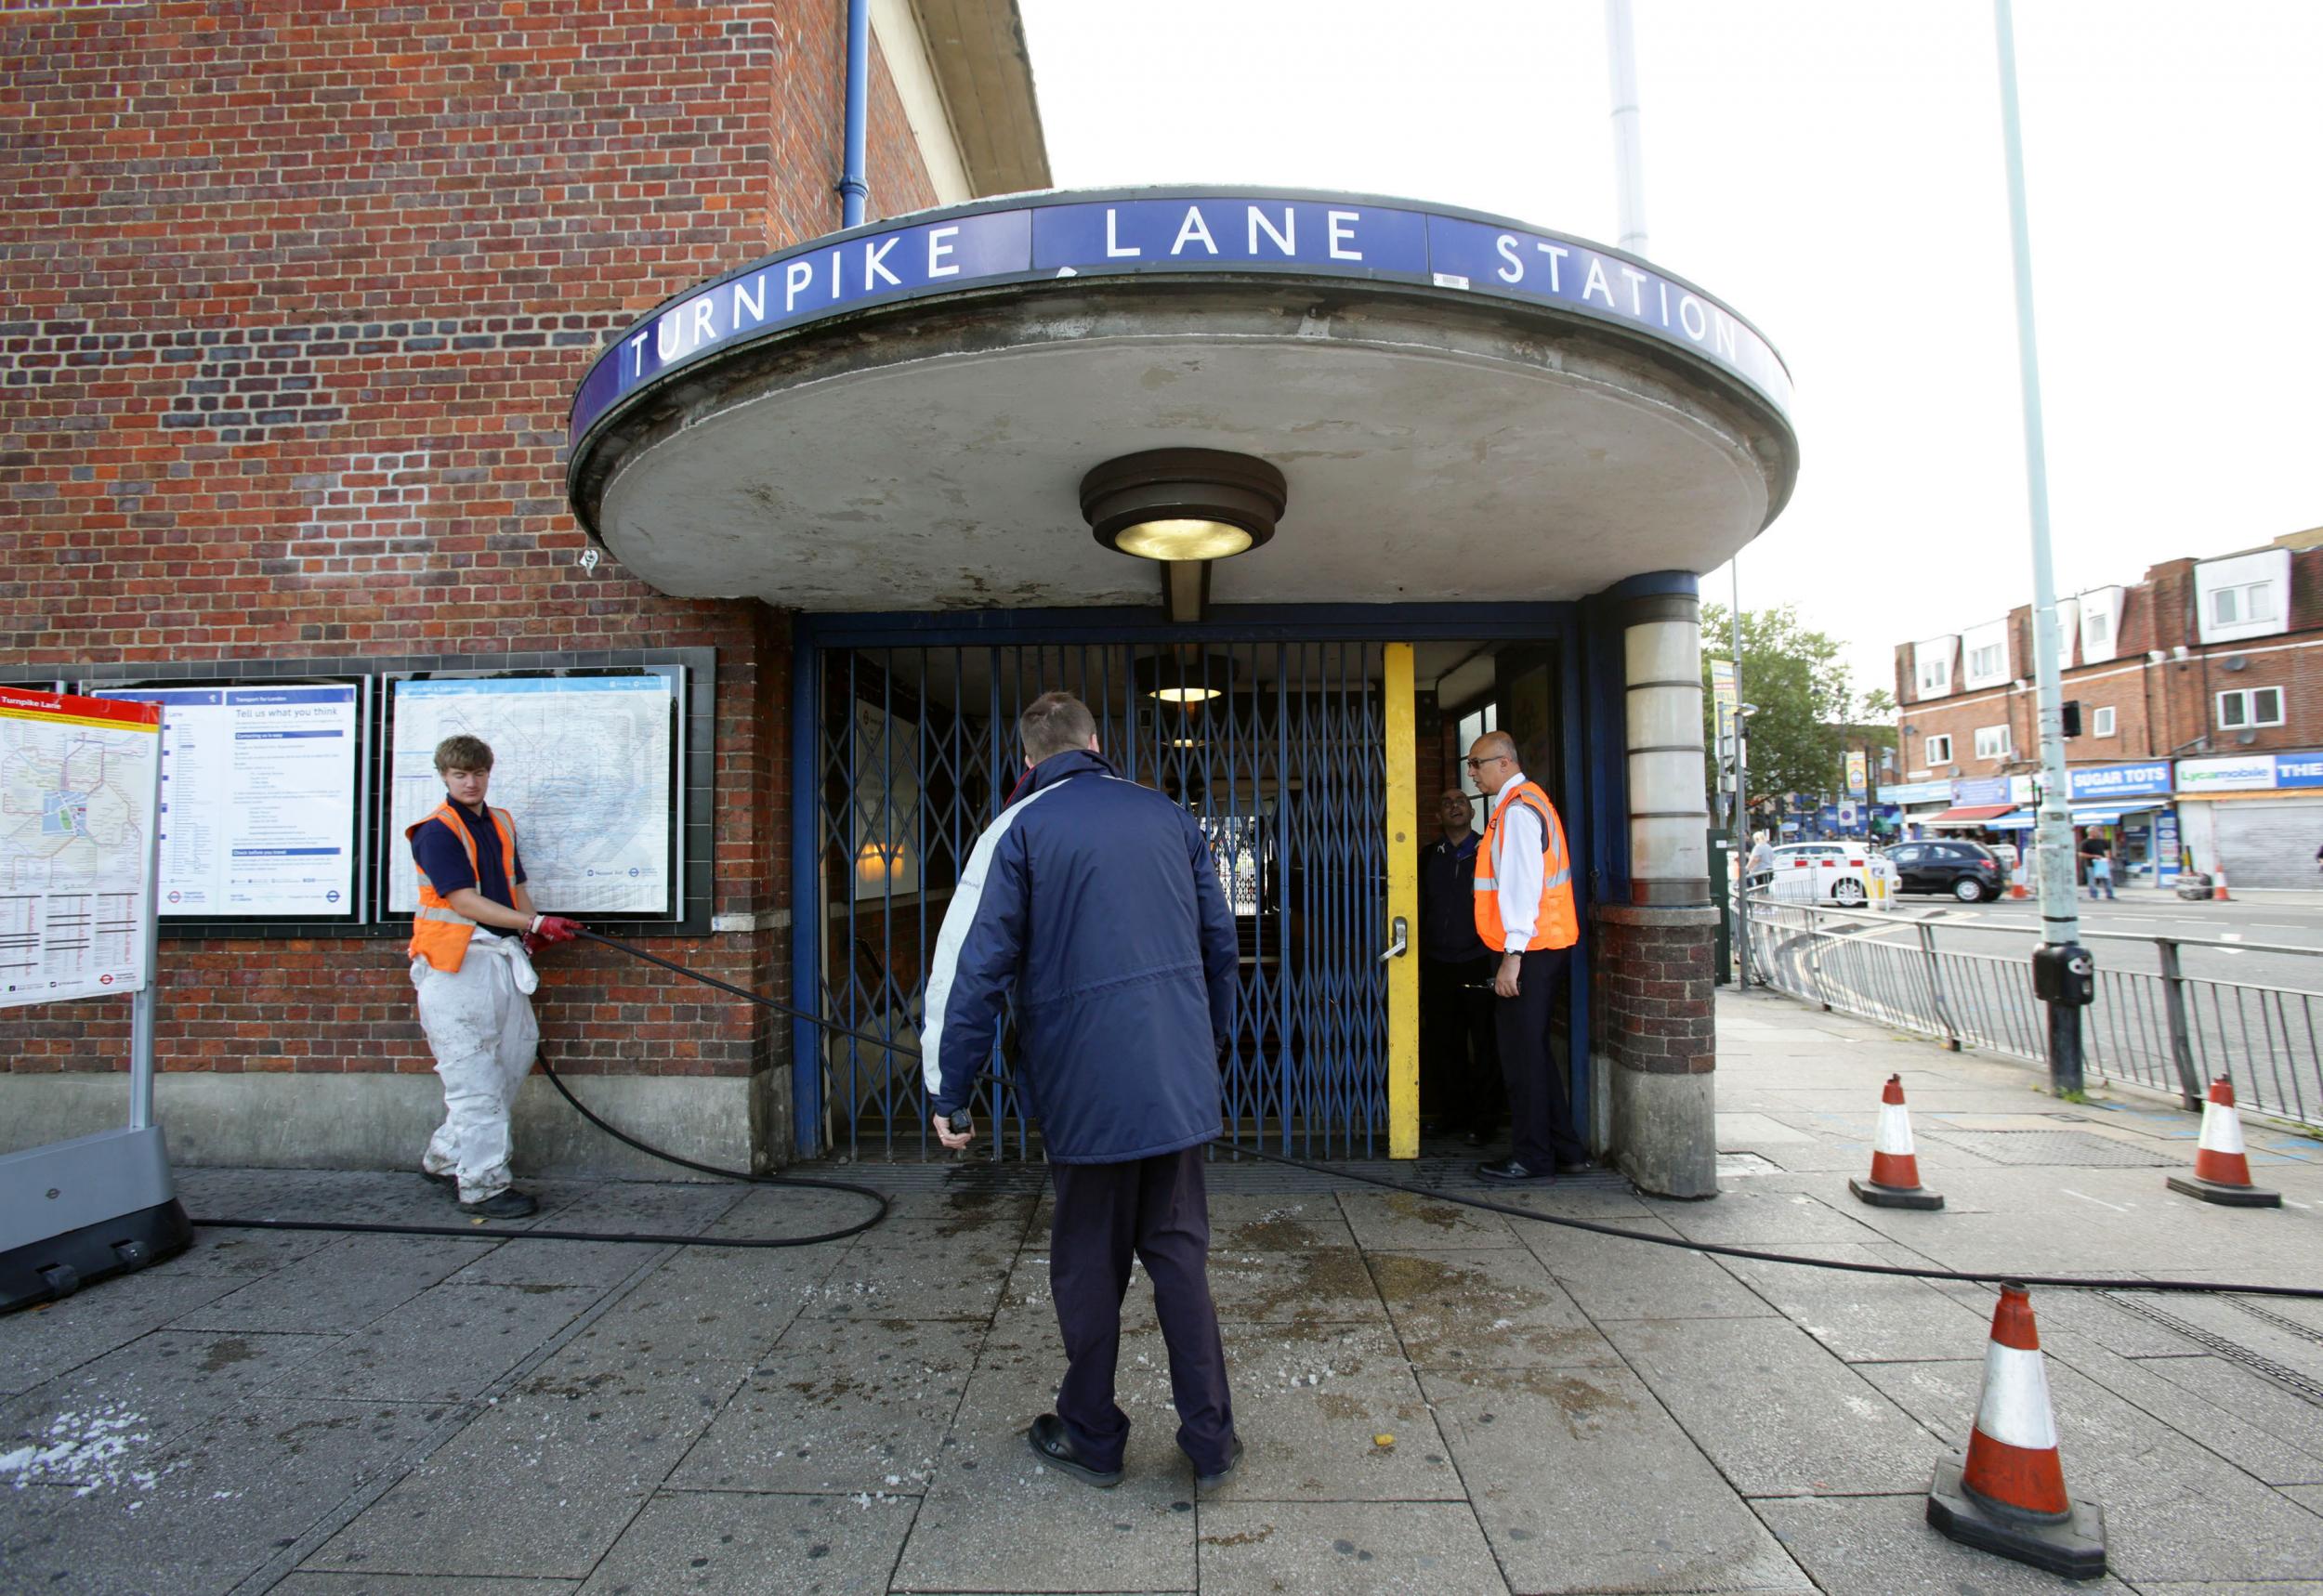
top-left (1385, 643), bottom-right (1420, 1158)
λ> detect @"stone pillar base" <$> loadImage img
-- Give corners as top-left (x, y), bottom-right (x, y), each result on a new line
top-left (1594, 903), bottom-right (1719, 1198)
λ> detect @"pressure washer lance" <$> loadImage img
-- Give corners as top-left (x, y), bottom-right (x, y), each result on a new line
top-left (200, 927), bottom-right (2323, 1299)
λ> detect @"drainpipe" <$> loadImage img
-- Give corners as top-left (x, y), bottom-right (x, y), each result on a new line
top-left (839, 0), bottom-right (871, 227)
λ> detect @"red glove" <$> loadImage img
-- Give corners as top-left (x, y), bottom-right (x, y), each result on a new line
top-left (527, 915), bottom-right (583, 949)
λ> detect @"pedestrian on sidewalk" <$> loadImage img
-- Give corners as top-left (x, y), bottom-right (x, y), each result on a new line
top-left (921, 690), bottom-right (1243, 1492)
top-left (2081, 832), bottom-right (2117, 901)
top-left (1419, 787), bottom-right (1502, 1146)
top-left (405, 735), bottom-right (584, 1219)
top-left (1466, 731), bottom-right (1592, 1183)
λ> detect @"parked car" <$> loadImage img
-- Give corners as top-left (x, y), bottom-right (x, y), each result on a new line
top-left (1746, 842), bottom-right (1898, 908)
top-left (1884, 840), bottom-right (2010, 902)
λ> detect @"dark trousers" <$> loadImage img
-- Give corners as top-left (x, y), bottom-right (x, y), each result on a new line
top-left (1421, 954), bottom-right (1502, 1137)
top-left (1494, 946), bottom-right (1588, 1169)
top-left (1048, 1145), bottom-right (1235, 1474)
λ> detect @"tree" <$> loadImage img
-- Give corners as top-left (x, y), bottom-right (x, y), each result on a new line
top-left (1700, 604), bottom-right (1857, 813)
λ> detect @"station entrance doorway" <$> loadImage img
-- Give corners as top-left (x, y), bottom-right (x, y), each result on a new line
top-left (795, 622), bottom-right (1586, 1162)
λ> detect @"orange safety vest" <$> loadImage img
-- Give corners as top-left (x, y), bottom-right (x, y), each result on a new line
top-left (405, 801), bottom-right (519, 973)
top-left (1474, 778), bottom-right (1578, 952)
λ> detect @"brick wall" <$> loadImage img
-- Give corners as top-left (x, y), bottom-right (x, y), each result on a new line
top-left (1, 5), bottom-right (942, 1129)
top-left (1590, 909), bottom-right (1714, 1076)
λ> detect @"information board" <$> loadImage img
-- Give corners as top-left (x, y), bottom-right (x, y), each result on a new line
top-left (0, 688), bottom-right (161, 1007)
top-left (92, 683), bottom-right (364, 919)
top-left (386, 672), bottom-right (679, 917)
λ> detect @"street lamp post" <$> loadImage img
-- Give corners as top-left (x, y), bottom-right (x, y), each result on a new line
top-left (1994, 0), bottom-right (2090, 1095)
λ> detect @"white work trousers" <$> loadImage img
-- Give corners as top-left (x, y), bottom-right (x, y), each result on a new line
top-left (413, 935), bottom-right (540, 1203)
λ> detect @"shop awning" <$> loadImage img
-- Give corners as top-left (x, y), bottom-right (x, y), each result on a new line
top-left (1922, 805), bottom-right (2015, 828)
top-left (1987, 811), bottom-right (2036, 831)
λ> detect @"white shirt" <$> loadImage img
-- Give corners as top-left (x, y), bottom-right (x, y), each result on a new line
top-left (1489, 769), bottom-right (1546, 954)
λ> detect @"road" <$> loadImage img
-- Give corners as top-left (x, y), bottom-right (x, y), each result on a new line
top-left (1743, 886), bottom-right (2323, 1125)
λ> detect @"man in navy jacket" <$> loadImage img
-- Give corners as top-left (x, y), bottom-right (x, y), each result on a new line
top-left (922, 690), bottom-right (1242, 1491)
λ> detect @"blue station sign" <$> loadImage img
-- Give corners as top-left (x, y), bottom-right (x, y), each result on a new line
top-left (571, 189), bottom-right (1793, 447)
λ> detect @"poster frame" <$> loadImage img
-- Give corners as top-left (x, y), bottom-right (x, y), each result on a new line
top-left (378, 662), bottom-right (689, 928)
top-left (81, 674), bottom-right (373, 927)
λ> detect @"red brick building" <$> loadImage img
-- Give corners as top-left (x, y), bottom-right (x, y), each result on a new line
top-left (1, 1), bottom-right (1046, 1172)
top-left (1892, 527), bottom-right (2323, 883)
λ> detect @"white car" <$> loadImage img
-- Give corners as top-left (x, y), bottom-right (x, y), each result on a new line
top-left (1747, 842), bottom-right (1897, 909)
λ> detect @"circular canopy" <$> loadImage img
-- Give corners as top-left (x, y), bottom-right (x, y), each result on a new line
top-left (569, 188), bottom-right (1799, 610)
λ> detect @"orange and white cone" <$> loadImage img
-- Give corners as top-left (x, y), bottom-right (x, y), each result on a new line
top-left (2212, 868), bottom-right (2232, 902)
top-left (2166, 1076), bottom-right (2281, 1208)
top-left (1926, 1284), bottom-right (2107, 1578)
top-left (1848, 1074), bottom-right (1943, 1210)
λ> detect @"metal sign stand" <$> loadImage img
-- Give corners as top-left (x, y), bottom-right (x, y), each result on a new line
top-left (0, 705), bottom-right (191, 1313)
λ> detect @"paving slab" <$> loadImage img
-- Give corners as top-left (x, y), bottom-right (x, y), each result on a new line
top-left (269, 1577), bottom-right (580, 1595)
top-left (576, 1487), bottom-right (917, 1594)
top-left (271, 1282), bottom-right (606, 1403)
top-left (1857, 1354), bottom-right (2323, 1582)
top-left (1206, 1246), bottom-right (1390, 1327)
top-left (1751, 1493), bottom-right (2142, 1594)
top-left (0, 1327), bottom-right (340, 1485)
top-left (167, 1233), bottom-right (497, 1337)
top-left (1204, 1320), bottom-right (1460, 1501)
top-left (1517, 1211), bottom-right (1776, 1322)
top-left (890, 1328), bottom-right (1195, 1594)
top-left (1641, 1186), bottom-right (1892, 1247)
top-left (1336, 1189), bottom-right (1522, 1249)
top-left (1367, 1247), bottom-right (1618, 1370)
top-left (3, 1397), bottom-right (449, 1596)
top-left (670, 1315), bottom-right (981, 1493)
top-left (305, 1385), bottom-right (713, 1580)
top-left (1713, 1243), bottom-right (1997, 1363)
top-left (2131, 1352), bottom-right (2323, 1483)
top-left (0, 1265), bottom-right (245, 1397)
top-left (795, 1230), bottom-right (1016, 1322)
top-left (1204, 1192), bottom-right (1359, 1251)
top-left (1605, 1317), bottom-right (1943, 1496)
top-left (1422, 1365), bottom-right (1811, 1593)
top-left (1193, 1500), bottom-right (1507, 1594)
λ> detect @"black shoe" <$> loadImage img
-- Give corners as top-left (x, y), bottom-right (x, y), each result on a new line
top-left (1476, 1158), bottom-right (1554, 1183)
top-left (457, 1188), bottom-right (538, 1220)
top-left (1194, 1435), bottom-right (1245, 1492)
top-left (1026, 1413), bottom-right (1122, 1488)
top-left (1555, 1157), bottom-right (1596, 1175)
top-left (421, 1168), bottom-right (455, 1190)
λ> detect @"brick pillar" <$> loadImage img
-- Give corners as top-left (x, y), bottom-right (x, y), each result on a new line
top-left (1597, 574), bottom-right (1718, 1197)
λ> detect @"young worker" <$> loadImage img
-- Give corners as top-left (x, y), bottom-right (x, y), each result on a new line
top-left (405, 734), bottom-right (581, 1218)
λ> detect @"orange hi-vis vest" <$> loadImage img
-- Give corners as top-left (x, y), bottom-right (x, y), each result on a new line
top-left (406, 801), bottom-right (519, 973)
top-left (1474, 778), bottom-right (1578, 952)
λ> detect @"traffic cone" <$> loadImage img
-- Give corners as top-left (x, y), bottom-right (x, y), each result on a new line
top-left (1849, 1074), bottom-right (1944, 1210)
top-left (2165, 1076), bottom-right (2281, 1208)
top-left (2212, 868), bottom-right (2232, 902)
top-left (1926, 1284), bottom-right (2107, 1579)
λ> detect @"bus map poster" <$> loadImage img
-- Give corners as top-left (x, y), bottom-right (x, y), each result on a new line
top-left (94, 684), bottom-right (362, 919)
top-left (0, 687), bottom-right (161, 1008)
top-left (387, 674), bottom-right (677, 917)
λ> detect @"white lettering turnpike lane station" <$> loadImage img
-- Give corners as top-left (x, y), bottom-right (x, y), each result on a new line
top-left (569, 187), bottom-right (1799, 1195)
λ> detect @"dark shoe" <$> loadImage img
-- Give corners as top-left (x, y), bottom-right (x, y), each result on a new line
top-left (421, 1168), bottom-right (455, 1190)
top-left (1555, 1156), bottom-right (1596, 1175)
top-left (1026, 1413), bottom-right (1122, 1488)
top-left (457, 1188), bottom-right (538, 1220)
top-left (1476, 1158), bottom-right (1554, 1183)
top-left (1194, 1435), bottom-right (1245, 1492)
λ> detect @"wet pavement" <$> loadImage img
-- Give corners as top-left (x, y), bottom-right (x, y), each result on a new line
top-left (5, 988), bottom-right (2322, 1593)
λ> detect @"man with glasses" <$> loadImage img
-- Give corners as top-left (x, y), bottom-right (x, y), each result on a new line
top-left (1465, 732), bottom-right (1591, 1182)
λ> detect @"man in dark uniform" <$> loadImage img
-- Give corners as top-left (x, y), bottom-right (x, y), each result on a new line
top-left (1419, 787), bottom-right (1500, 1145)
top-left (922, 691), bottom-right (1243, 1493)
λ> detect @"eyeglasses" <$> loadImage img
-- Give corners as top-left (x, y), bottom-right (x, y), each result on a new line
top-left (1463, 755), bottom-right (1505, 769)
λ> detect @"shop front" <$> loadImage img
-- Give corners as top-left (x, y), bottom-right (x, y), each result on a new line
top-left (567, 188), bottom-right (1798, 1194)
top-left (2175, 753), bottom-right (2323, 888)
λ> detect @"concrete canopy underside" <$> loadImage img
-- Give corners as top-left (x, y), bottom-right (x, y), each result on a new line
top-left (576, 280), bottom-right (1799, 610)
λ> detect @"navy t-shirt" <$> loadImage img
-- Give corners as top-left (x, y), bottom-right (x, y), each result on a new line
top-left (412, 800), bottom-right (528, 937)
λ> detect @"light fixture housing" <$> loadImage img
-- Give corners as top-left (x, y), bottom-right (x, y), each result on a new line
top-left (1080, 449), bottom-right (1286, 563)
top-left (1132, 651), bottom-right (1235, 704)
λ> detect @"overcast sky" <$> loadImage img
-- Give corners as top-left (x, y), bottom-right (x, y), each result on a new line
top-left (1015, 0), bottom-right (2323, 700)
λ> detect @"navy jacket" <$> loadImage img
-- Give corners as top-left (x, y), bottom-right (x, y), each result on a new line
top-left (1419, 829), bottom-right (1488, 963)
top-left (921, 748), bottom-right (1239, 1163)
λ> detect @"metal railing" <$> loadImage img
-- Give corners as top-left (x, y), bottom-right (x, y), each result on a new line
top-left (1739, 895), bottom-right (2323, 1130)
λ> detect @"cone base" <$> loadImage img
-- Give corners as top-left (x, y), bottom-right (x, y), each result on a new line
top-left (1927, 1455), bottom-right (2106, 1580)
top-left (2165, 1173), bottom-right (2281, 1208)
top-left (1850, 1176), bottom-right (1944, 1210)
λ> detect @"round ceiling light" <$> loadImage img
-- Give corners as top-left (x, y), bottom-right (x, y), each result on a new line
top-left (1081, 449), bottom-right (1286, 562)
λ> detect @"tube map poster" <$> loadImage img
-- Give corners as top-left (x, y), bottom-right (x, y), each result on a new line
top-left (1, 688), bottom-right (161, 1008)
top-left (387, 674), bottom-right (677, 917)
